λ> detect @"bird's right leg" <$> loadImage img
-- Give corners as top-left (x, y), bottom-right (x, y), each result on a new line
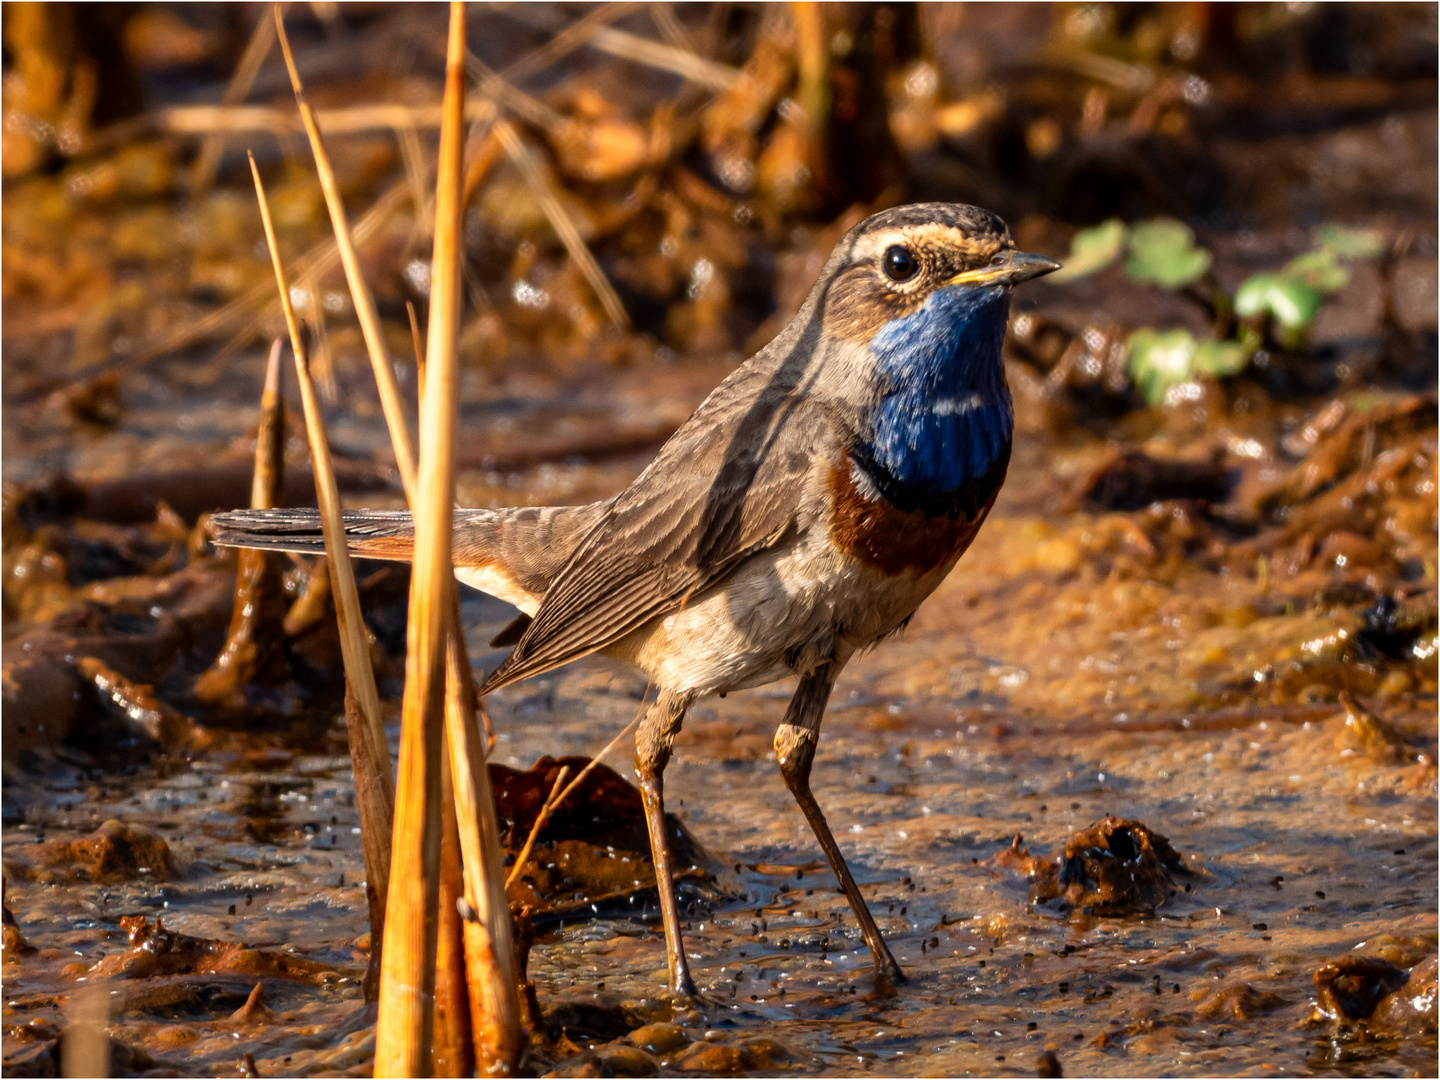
top-left (633, 690), bottom-right (696, 997)
top-left (775, 660), bottom-right (905, 992)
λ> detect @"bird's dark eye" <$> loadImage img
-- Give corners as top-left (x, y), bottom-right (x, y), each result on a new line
top-left (883, 245), bottom-right (918, 283)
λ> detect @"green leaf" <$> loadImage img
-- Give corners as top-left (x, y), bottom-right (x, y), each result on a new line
top-left (1124, 218), bottom-right (1212, 288)
top-left (1234, 273), bottom-right (1322, 329)
top-left (1126, 328), bottom-right (1198, 406)
top-left (1192, 339), bottom-right (1249, 377)
top-left (1051, 219), bottom-right (1126, 282)
top-left (1313, 224), bottom-right (1386, 259)
top-left (1284, 249), bottom-right (1348, 293)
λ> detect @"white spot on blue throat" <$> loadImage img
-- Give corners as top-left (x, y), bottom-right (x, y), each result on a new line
top-left (858, 284), bottom-right (1014, 500)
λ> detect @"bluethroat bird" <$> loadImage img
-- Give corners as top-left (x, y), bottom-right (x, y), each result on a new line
top-left (212, 202), bottom-right (1059, 995)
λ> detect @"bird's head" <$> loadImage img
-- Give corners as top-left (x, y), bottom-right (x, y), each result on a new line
top-left (812, 202), bottom-right (1059, 349)
top-left (799, 203), bottom-right (1059, 509)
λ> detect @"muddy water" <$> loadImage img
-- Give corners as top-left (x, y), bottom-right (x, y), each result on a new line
top-left (4, 362), bottom-right (1436, 1076)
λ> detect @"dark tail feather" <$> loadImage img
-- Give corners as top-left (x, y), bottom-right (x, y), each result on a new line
top-left (208, 508), bottom-right (415, 561)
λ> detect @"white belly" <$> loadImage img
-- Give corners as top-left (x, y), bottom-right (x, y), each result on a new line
top-left (607, 527), bottom-right (958, 697)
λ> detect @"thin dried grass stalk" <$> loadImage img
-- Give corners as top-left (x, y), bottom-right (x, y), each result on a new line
top-left (274, 4), bottom-right (420, 499)
top-left (503, 765), bottom-right (569, 891)
top-left (493, 119), bottom-right (631, 330)
top-left (586, 24), bottom-right (740, 89)
top-left (251, 153), bottom-right (390, 775)
top-left (406, 299), bottom-right (427, 407)
top-left (466, 52), bottom-right (568, 135)
top-left (504, 710), bottom-right (643, 888)
top-left (497, 2), bottom-right (643, 86)
top-left (249, 339), bottom-right (286, 509)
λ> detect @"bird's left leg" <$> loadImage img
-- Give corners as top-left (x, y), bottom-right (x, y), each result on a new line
top-left (775, 660), bottom-right (906, 991)
top-left (634, 689), bottom-right (696, 997)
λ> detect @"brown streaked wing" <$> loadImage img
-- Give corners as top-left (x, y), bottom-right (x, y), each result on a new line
top-left (479, 384), bottom-right (840, 693)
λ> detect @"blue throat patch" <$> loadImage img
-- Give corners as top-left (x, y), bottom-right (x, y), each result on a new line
top-left (853, 284), bottom-right (1014, 518)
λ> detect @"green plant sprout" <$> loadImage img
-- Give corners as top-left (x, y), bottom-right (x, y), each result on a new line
top-left (1052, 220), bottom-right (1386, 404)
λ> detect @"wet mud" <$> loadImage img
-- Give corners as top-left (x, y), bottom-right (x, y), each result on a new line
top-left (2, 3), bottom-right (1436, 1077)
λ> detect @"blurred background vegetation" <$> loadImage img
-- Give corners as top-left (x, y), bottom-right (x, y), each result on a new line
top-left (2, 1), bottom-right (1435, 405)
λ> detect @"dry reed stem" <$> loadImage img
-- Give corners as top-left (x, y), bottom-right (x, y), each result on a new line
top-left (432, 761), bottom-right (475, 1078)
top-left (162, 98), bottom-right (498, 137)
top-left (503, 765), bottom-right (569, 890)
top-left (274, 4), bottom-right (420, 500)
top-left (375, 5), bottom-right (480, 1072)
top-left (250, 151), bottom-right (391, 777)
top-left (250, 156), bottom-right (395, 962)
top-left (189, 9), bottom-right (278, 194)
top-left (493, 119), bottom-right (631, 330)
top-left (60, 981), bottom-right (108, 1078)
top-left (345, 682), bottom-right (394, 1002)
top-left (443, 609), bottom-right (523, 1071)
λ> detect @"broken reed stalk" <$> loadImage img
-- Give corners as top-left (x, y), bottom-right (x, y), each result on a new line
top-left (250, 340), bottom-right (286, 509)
top-left (250, 152), bottom-right (396, 969)
top-left (193, 339), bottom-right (287, 703)
top-left (274, 4), bottom-right (419, 499)
top-left (493, 119), bottom-right (631, 331)
top-left (377, 6), bottom-right (525, 1073)
top-left (503, 766), bottom-right (569, 890)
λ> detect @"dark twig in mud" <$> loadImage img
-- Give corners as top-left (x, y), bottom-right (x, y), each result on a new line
top-left (376, 6), bottom-right (522, 1074)
top-left (504, 765), bottom-right (571, 891)
top-left (250, 151), bottom-right (396, 997)
top-left (492, 118), bottom-right (631, 330)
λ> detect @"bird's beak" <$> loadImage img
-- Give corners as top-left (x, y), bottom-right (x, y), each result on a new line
top-left (945, 250), bottom-right (1063, 288)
